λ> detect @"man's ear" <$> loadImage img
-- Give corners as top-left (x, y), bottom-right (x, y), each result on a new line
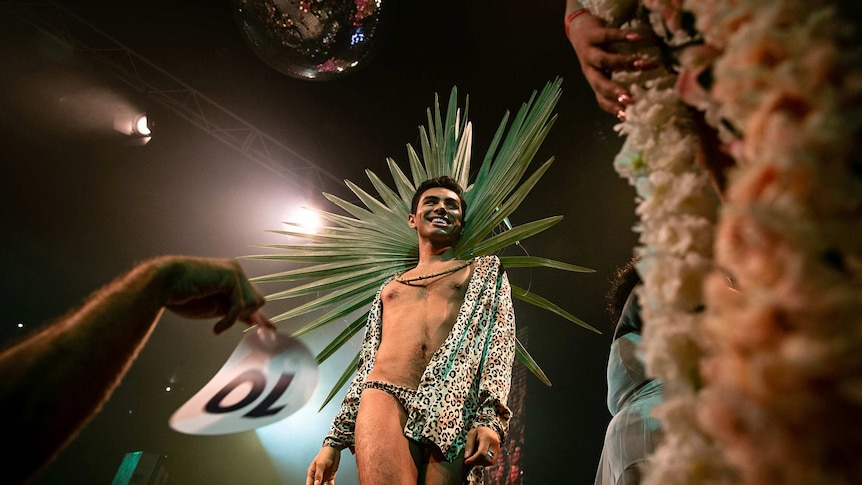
top-left (408, 213), bottom-right (417, 229)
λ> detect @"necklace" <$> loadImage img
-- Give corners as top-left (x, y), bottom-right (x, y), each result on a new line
top-left (395, 259), bottom-right (473, 285)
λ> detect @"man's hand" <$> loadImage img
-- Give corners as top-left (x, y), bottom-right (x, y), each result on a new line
top-left (157, 256), bottom-right (274, 334)
top-left (306, 446), bottom-right (340, 485)
top-left (566, 10), bottom-right (655, 116)
top-left (0, 254), bottom-right (274, 483)
top-left (463, 426), bottom-right (501, 467)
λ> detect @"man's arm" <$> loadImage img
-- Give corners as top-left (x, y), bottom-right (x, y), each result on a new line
top-left (0, 255), bottom-right (269, 483)
top-left (464, 266), bottom-right (517, 467)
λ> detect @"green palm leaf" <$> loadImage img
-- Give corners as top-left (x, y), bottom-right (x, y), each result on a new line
top-left (244, 77), bottom-right (596, 406)
top-left (385, 158), bottom-right (418, 202)
top-left (457, 158), bottom-right (554, 251)
top-left (318, 351), bottom-right (361, 411)
top-left (287, 287), bottom-right (382, 335)
top-left (498, 255), bottom-right (595, 273)
top-left (248, 260), bottom-right (399, 283)
top-left (467, 217), bottom-right (564, 257)
top-left (315, 313), bottom-right (368, 365)
top-left (510, 285), bottom-right (600, 333)
top-left (516, 338), bottom-right (550, 387)
top-left (262, 262), bottom-right (403, 298)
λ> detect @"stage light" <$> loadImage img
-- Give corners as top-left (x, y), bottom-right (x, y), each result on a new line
top-left (126, 113), bottom-right (152, 145)
top-left (133, 113), bottom-right (152, 136)
top-left (113, 110), bottom-right (152, 145)
top-left (284, 206), bottom-right (322, 235)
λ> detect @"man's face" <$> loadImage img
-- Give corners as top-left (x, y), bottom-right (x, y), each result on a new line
top-left (408, 187), bottom-right (463, 243)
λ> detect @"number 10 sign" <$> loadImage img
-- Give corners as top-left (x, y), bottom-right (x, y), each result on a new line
top-left (170, 328), bottom-right (319, 435)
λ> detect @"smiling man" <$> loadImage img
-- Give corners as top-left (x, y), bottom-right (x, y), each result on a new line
top-left (306, 176), bottom-right (517, 485)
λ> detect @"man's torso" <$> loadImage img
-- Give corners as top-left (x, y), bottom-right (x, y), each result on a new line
top-left (367, 261), bottom-right (473, 389)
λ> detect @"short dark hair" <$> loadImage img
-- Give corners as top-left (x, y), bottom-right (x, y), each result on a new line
top-left (410, 176), bottom-right (467, 221)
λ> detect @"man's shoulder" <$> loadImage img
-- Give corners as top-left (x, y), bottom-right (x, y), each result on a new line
top-left (470, 255), bottom-right (505, 279)
top-left (473, 254), bottom-right (501, 267)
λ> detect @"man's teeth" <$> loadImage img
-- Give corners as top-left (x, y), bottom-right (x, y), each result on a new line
top-left (432, 217), bottom-right (448, 224)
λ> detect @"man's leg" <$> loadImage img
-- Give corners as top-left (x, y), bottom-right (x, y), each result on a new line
top-left (355, 388), bottom-right (418, 484)
top-left (413, 442), bottom-right (465, 485)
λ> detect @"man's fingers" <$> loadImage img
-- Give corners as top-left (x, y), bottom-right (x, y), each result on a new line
top-left (230, 270), bottom-right (269, 329)
top-left (464, 429), bottom-right (476, 457)
top-left (211, 275), bottom-right (250, 334)
top-left (588, 26), bottom-right (636, 45)
top-left (307, 461), bottom-right (334, 485)
top-left (237, 271), bottom-right (266, 311)
top-left (584, 69), bottom-right (626, 115)
top-left (246, 311), bottom-right (277, 331)
top-left (212, 308), bottom-right (239, 335)
top-left (463, 445), bottom-right (487, 466)
top-left (217, 301), bottom-right (270, 335)
top-left (592, 52), bottom-right (643, 74)
top-left (567, 13), bottom-right (645, 118)
top-left (306, 464), bottom-right (320, 485)
top-left (598, 95), bottom-right (621, 116)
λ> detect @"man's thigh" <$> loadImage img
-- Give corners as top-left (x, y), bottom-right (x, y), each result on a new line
top-left (412, 439), bottom-right (466, 485)
top-left (355, 388), bottom-right (417, 484)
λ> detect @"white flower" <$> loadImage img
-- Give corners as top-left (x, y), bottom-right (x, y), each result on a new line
top-left (582, 0), bottom-right (640, 26)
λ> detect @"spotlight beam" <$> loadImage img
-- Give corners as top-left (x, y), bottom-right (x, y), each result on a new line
top-left (2, 1), bottom-right (344, 195)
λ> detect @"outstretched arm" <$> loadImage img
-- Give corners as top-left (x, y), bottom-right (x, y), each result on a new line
top-left (0, 255), bottom-right (271, 483)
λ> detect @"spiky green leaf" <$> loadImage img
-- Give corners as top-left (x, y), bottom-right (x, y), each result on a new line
top-left (511, 284), bottom-right (601, 333)
top-left (319, 351), bottom-right (361, 411)
top-left (244, 77), bottom-right (596, 407)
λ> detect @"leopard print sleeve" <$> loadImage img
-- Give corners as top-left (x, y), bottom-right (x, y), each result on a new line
top-left (471, 261), bottom-right (516, 441)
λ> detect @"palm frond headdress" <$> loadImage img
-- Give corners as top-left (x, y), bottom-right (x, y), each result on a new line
top-left (244, 78), bottom-right (597, 408)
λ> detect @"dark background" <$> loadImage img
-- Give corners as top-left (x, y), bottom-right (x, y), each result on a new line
top-left (1, 1), bottom-right (639, 483)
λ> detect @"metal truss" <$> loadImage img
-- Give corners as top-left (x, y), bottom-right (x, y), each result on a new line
top-left (2, 1), bottom-right (344, 194)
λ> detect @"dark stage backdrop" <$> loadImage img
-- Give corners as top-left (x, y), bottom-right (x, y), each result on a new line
top-left (1, 1), bottom-right (638, 483)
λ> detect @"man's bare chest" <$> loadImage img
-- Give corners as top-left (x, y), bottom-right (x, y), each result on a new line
top-left (382, 278), bottom-right (467, 304)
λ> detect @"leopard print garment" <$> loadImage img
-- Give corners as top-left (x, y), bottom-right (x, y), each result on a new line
top-left (323, 255), bottom-right (517, 483)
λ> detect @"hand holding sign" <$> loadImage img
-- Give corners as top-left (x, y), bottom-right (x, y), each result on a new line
top-left (170, 327), bottom-right (318, 435)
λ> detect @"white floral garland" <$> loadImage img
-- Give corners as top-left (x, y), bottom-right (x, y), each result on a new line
top-left (584, 0), bottom-right (730, 480)
top-left (585, 0), bottom-right (862, 482)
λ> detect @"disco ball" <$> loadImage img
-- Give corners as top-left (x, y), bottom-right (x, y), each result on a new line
top-left (231, 0), bottom-right (392, 81)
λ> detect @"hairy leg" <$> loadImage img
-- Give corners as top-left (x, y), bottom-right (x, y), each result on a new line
top-left (355, 388), bottom-right (417, 484)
